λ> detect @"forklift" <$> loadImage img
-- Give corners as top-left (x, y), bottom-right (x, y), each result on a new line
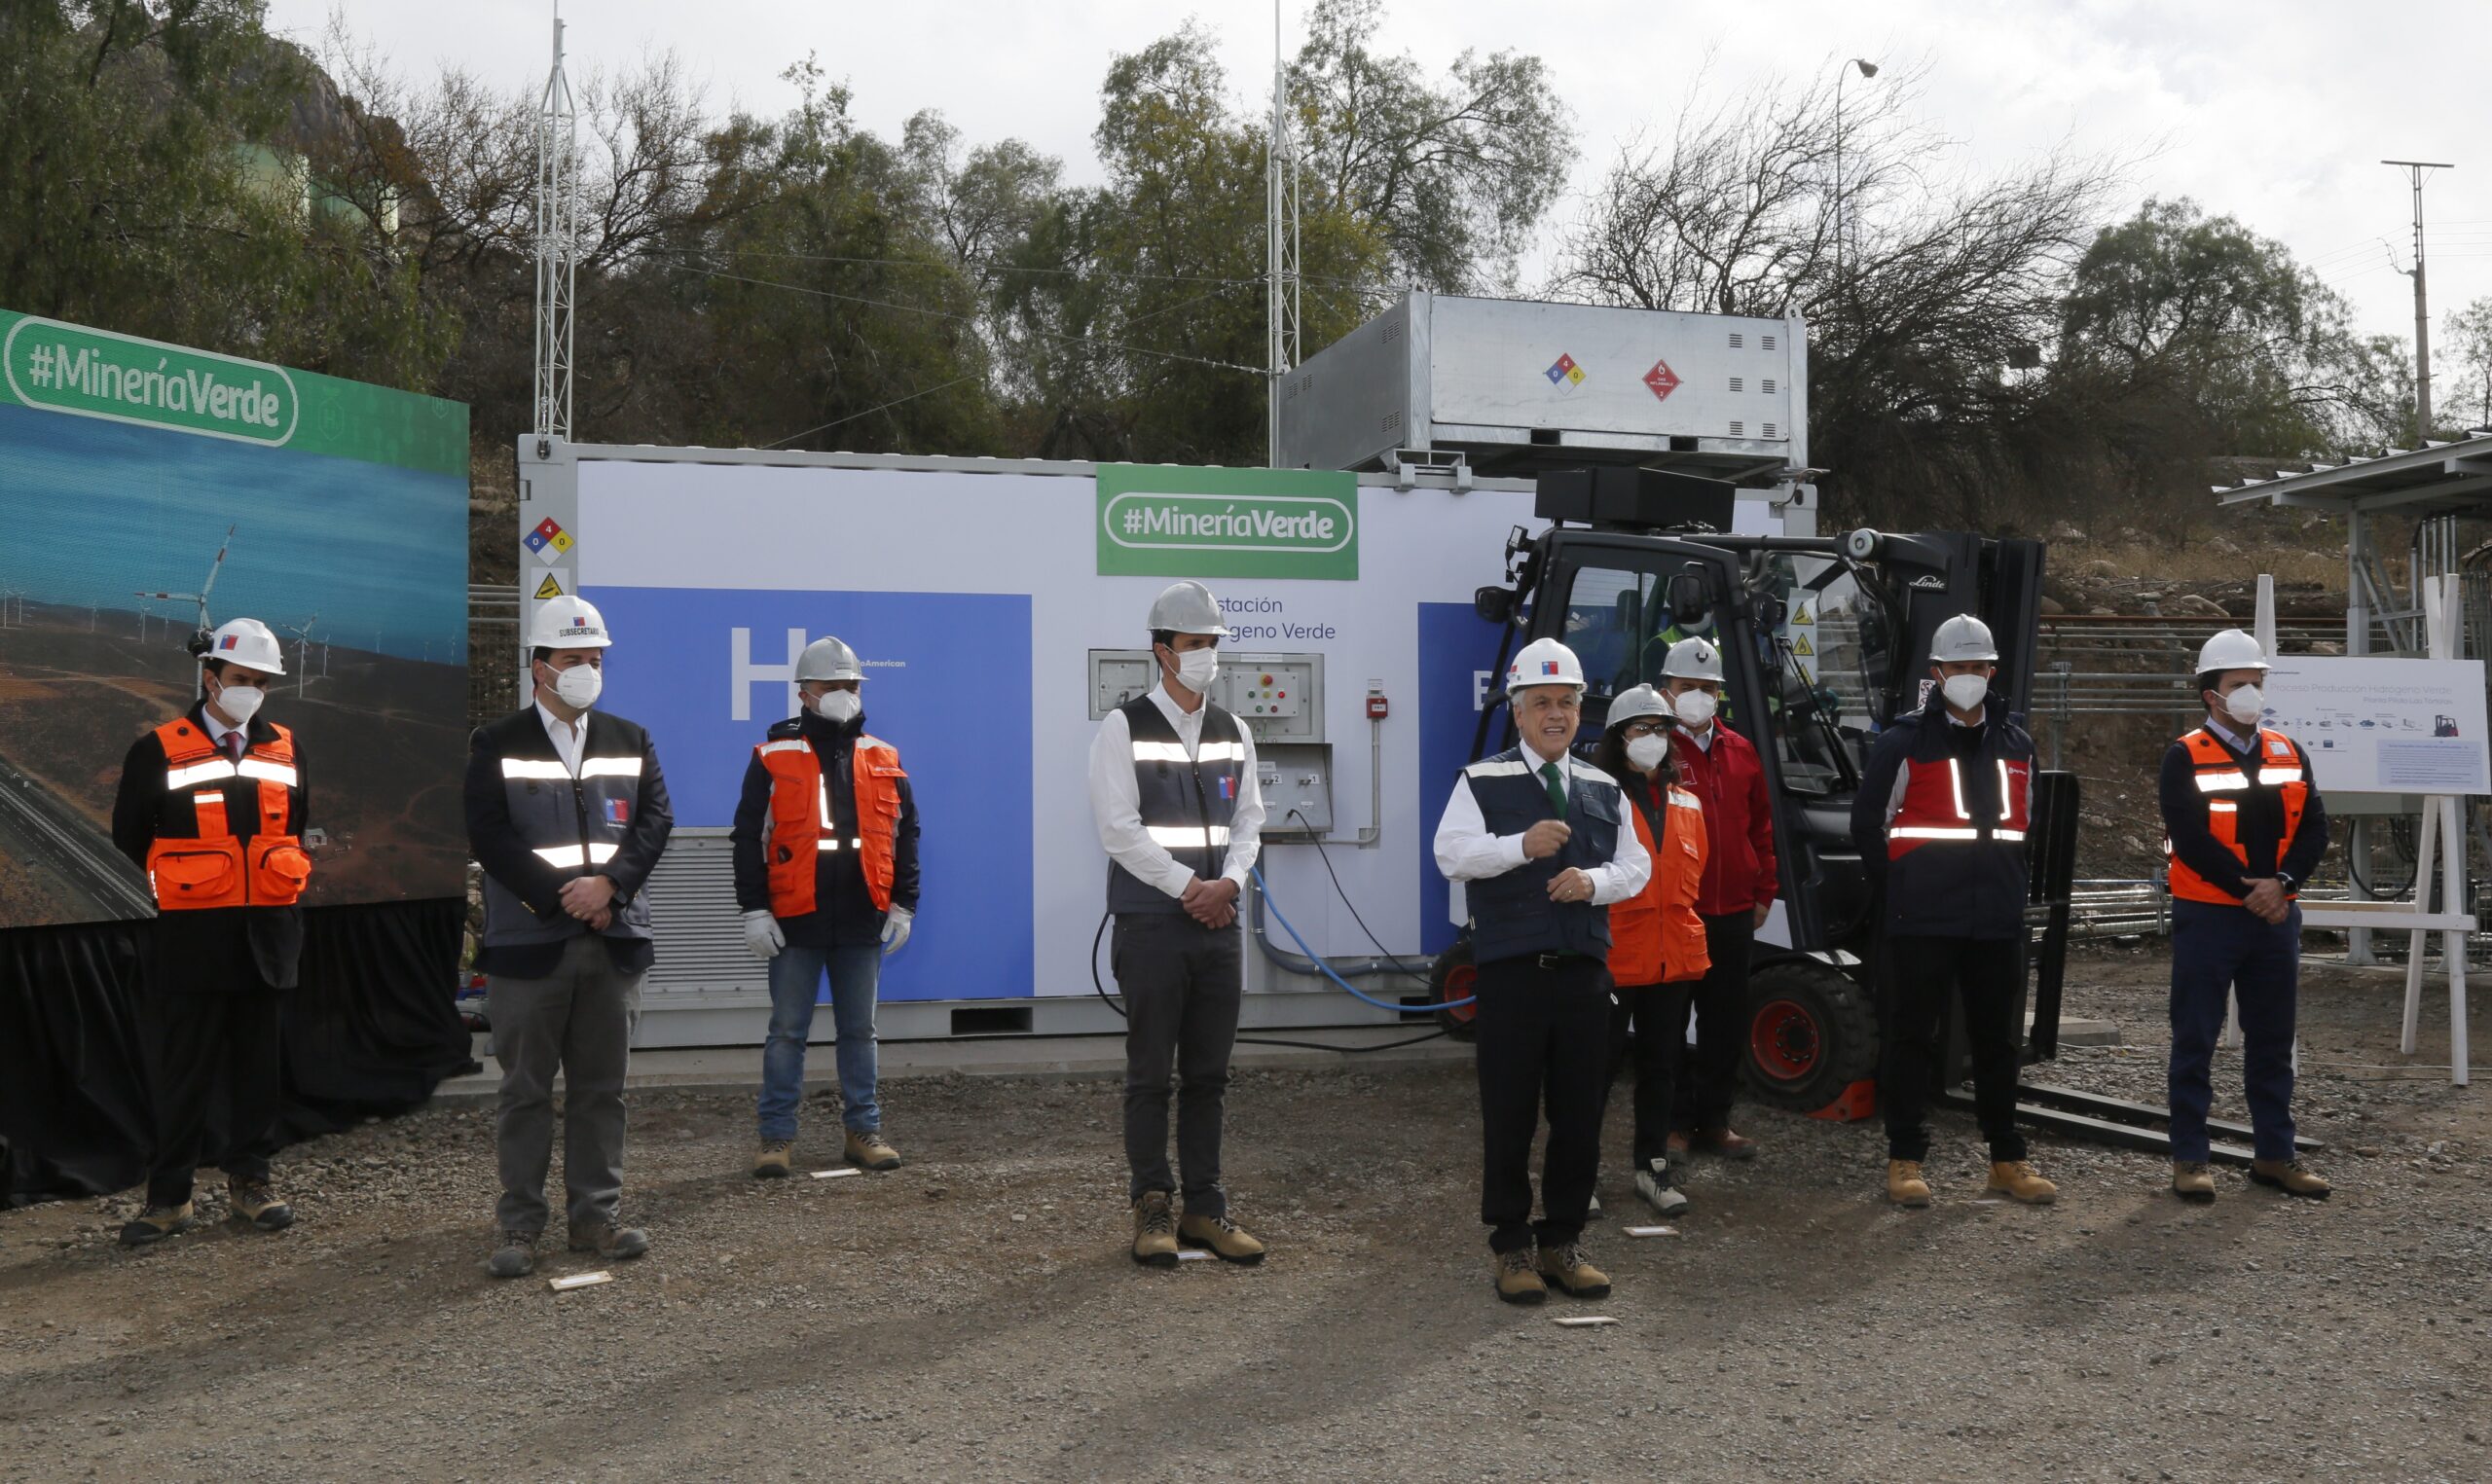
top-left (1429, 466), bottom-right (2317, 1167)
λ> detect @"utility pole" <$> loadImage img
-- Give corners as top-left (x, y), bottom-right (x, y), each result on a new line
top-left (533, 4), bottom-right (578, 449)
top-left (1265, 0), bottom-right (1301, 468)
top-left (1834, 59), bottom-right (1877, 325)
top-left (2383, 160), bottom-right (2454, 437)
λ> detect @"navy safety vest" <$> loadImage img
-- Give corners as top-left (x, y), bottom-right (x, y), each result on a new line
top-left (480, 710), bottom-right (656, 952)
top-left (1107, 696), bottom-right (1246, 916)
top-left (1460, 747), bottom-right (1624, 965)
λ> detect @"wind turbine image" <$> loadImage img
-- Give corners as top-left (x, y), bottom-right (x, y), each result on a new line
top-left (134, 524), bottom-right (236, 643)
top-left (278, 614), bottom-right (320, 697)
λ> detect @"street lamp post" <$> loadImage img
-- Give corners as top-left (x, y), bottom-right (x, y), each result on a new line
top-left (1834, 57), bottom-right (1879, 320)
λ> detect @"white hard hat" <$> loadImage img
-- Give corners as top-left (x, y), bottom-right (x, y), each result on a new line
top-left (1506, 636), bottom-right (1585, 694)
top-left (1608, 684), bottom-right (1672, 729)
top-left (1662, 636), bottom-right (1724, 682)
top-left (796, 635), bottom-right (864, 683)
top-left (1931, 614), bottom-right (1999, 664)
top-left (1146, 580), bottom-right (1231, 637)
top-left (2194, 627), bottom-right (2269, 675)
top-left (204, 617), bottom-right (285, 675)
top-left (530, 597), bottom-right (613, 651)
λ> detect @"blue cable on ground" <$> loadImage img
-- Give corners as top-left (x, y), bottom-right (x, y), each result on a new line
top-left (1252, 864), bottom-right (1475, 1012)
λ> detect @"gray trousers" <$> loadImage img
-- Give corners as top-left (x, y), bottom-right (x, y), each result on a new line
top-left (490, 934), bottom-right (642, 1234)
top-left (1113, 912), bottom-right (1242, 1218)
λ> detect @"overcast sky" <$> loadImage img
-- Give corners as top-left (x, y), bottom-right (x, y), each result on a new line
top-left (267, 0), bottom-right (2489, 399)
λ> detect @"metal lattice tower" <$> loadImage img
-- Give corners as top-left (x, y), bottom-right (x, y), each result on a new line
top-left (1265, 1), bottom-right (1301, 467)
top-left (532, 6), bottom-right (579, 443)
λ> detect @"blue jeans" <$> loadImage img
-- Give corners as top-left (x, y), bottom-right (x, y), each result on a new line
top-left (2169, 899), bottom-right (2300, 1162)
top-left (757, 943), bottom-right (883, 1140)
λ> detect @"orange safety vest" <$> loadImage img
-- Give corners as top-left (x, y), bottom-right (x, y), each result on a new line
top-left (144, 716), bottom-right (312, 911)
top-left (757, 733), bottom-right (905, 917)
top-left (2167, 727), bottom-right (2308, 905)
top-left (1607, 784), bottom-right (1711, 988)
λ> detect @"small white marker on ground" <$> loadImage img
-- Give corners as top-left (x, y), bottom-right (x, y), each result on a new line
top-left (1554, 1315), bottom-right (1617, 1327)
top-left (1175, 1249), bottom-right (1214, 1261)
top-left (810, 1168), bottom-right (860, 1180)
top-left (1624, 1224), bottom-right (1680, 1238)
top-left (548, 1271), bottom-right (612, 1292)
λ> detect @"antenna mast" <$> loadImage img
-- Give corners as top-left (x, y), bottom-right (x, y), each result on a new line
top-left (1265, 0), bottom-right (1301, 468)
top-left (533, 5), bottom-right (579, 446)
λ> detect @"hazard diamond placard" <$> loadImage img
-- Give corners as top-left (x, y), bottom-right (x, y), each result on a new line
top-left (1643, 358), bottom-right (1680, 403)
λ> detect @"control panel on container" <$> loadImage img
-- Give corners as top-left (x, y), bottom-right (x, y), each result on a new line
top-left (1088, 650), bottom-right (1333, 833)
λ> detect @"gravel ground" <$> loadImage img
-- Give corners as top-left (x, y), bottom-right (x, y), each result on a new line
top-left (4, 951), bottom-right (2487, 1483)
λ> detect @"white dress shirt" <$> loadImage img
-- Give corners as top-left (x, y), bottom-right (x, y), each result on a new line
top-left (201, 704), bottom-right (248, 755)
top-left (1088, 684), bottom-right (1265, 898)
top-left (1432, 748), bottom-right (1651, 907)
top-left (535, 699), bottom-right (587, 778)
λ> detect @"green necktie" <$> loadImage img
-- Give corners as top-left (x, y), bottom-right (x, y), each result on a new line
top-left (1541, 760), bottom-right (1568, 817)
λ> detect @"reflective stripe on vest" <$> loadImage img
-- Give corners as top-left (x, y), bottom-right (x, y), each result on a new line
top-left (533, 842), bottom-right (620, 869)
top-left (2168, 728), bottom-right (2308, 904)
top-left (757, 733), bottom-right (903, 916)
top-left (143, 716), bottom-right (310, 912)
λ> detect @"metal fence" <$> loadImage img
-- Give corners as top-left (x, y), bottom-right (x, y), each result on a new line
top-left (468, 582), bottom-right (520, 724)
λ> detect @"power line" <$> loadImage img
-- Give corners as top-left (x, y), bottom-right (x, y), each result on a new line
top-left (759, 372), bottom-right (985, 451)
top-left (652, 242), bottom-right (1400, 294)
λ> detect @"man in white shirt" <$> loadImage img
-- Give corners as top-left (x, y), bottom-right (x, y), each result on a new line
top-left (1435, 637), bottom-right (1650, 1305)
top-left (1088, 580), bottom-right (1267, 1268)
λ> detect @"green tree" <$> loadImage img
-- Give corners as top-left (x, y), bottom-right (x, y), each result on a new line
top-left (2444, 296), bottom-right (2492, 431)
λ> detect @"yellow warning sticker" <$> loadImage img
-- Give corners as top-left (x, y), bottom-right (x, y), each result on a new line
top-left (1792, 604), bottom-right (1814, 626)
top-left (533, 573), bottom-right (565, 600)
top-left (1792, 633), bottom-right (1815, 657)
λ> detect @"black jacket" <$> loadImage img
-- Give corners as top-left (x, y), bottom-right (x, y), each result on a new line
top-left (2158, 724), bottom-right (2329, 899)
top-left (110, 703), bottom-right (309, 994)
top-left (1851, 691), bottom-right (2034, 942)
top-left (729, 710), bottom-right (921, 948)
top-left (463, 706), bottom-right (674, 977)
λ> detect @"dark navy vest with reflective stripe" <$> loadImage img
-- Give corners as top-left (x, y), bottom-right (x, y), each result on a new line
top-left (1108, 697), bottom-right (1243, 916)
top-left (1461, 747), bottom-right (1622, 965)
top-left (479, 711), bottom-right (654, 951)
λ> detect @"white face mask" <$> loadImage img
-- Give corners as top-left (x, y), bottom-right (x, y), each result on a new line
top-left (1671, 689), bottom-right (1717, 729)
top-left (2220, 683), bottom-right (2264, 725)
top-left (1169, 645), bottom-right (1219, 695)
top-left (546, 661), bottom-right (603, 710)
top-left (814, 688), bottom-right (861, 724)
top-left (1941, 673), bottom-right (1990, 712)
top-left (1625, 733), bottom-right (1669, 773)
top-left (212, 679), bottom-right (265, 726)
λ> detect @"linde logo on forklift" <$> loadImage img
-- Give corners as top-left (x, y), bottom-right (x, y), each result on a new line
top-left (1095, 464), bottom-right (1359, 580)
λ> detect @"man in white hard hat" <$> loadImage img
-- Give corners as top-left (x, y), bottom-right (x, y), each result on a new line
top-left (110, 618), bottom-right (313, 1246)
top-left (465, 598), bottom-right (674, 1278)
top-left (1656, 635), bottom-right (1777, 1161)
top-left (731, 634), bottom-right (921, 1178)
top-left (1088, 579), bottom-right (1268, 1267)
top-left (1851, 613), bottom-right (2054, 1209)
top-left (1434, 637), bottom-right (1650, 1305)
top-left (2160, 628), bottom-right (2330, 1202)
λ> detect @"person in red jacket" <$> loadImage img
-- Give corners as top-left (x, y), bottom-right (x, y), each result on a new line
top-left (1594, 685), bottom-right (1710, 1218)
top-left (1658, 637), bottom-right (1778, 1160)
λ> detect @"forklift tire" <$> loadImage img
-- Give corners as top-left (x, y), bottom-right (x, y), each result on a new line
top-left (1741, 959), bottom-right (1879, 1113)
top-left (1431, 942), bottom-right (1480, 1042)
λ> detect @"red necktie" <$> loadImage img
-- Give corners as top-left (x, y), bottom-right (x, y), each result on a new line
top-left (225, 731), bottom-right (246, 763)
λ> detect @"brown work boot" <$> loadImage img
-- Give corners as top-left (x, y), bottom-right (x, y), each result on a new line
top-left (226, 1176), bottom-right (293, 1232)
top-left (1130, 1191), bottom-right (1178, 1268)
top-left (1987, 1160), bottom-right (2058, 1205)
top-left (2249, 1158), bottom-right (2330, 1200)
top-left (1887, 1160), bottom-right (1931, 1208)
top-left (1178, 1211), bottom-right (1265, 1265)
top-left (568, 1220), bottom-right (650, 1259)
top-left (845, 1128), bottom-right (901, 1171)
top-left (752, 1139), bottom-right (793, 1179)
top-left (2171, 1161), bottom-right (2217, 1204)
top-left (1492, 1247), bottom-right (1548, 1305)
top-left (118, 1202), bottom-right (197, 1248)
top-left (1694, 1127), bottom-right (1760, 1161)
top-left (1535, 1241), bottom-right (1612, 1299)
top-left (1665, 1131), bottom-right (1692, 1159)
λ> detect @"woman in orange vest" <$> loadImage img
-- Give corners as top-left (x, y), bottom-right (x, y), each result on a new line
top-left (1594, 685), bottom-right (1710, 1217)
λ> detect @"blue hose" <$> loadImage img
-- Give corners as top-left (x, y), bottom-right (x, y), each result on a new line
top-left (1251, 864), bottom-right (1475, 1012)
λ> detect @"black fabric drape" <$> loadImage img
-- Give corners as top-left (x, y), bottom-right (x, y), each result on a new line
top-left (0, 897), bottom-right (476, 1207)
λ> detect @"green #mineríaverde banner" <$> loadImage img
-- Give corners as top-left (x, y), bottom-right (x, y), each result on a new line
top-left (0, 309), bottom-right (465, 477)
top-left (1096, 464), bottom-right (1360, 581)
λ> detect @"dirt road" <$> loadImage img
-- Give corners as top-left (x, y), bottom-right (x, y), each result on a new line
top-left (4, 954), bottom-right (2486, 1482)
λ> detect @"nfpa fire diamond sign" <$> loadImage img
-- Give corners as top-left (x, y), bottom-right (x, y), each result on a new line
top-left (1643, 358), bottom-right (1681, 403)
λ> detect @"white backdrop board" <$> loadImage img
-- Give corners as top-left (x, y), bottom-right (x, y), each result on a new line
top-left (2260, 656), bottom-right (2491, 795)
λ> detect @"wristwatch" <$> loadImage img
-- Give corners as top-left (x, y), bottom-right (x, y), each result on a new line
top-left (2275, 872), bottom-right (2296, 892)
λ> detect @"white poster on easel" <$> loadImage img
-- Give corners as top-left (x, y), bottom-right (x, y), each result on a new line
top-left (2259, 656), bottom-right (2491, 796)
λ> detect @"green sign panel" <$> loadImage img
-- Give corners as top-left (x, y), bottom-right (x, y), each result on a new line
top-left (0, 310), bottom-right (465, 476)
top-left (1096, 464), bottom-right (1359, 581)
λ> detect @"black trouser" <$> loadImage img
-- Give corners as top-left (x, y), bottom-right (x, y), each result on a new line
top-left (1670, 911), bottom-right (1753, 1136)
top-left (1113, 913), bottom-right (1243, 1219)
top-left (1475, 953), bottom-right (1612, 1253)
top-left (1606, 980), bottom-right (1692, 1170)
top-left (1879, 934), bottom-right (2028, 1163)
top-left (140, 987), bottom-right (283, 1208)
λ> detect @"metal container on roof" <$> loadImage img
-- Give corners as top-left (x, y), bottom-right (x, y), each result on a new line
top-left (1277, 290), bottom-right (1808, 483)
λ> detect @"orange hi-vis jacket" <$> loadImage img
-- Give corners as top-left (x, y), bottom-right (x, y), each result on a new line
top-left (1608, 780), bottom-right (1710, 988)
top-left (144, 716), bottom-right (312, 911)
top-left (757, 732), bottom-right (906, 916)
top-left (2166, 726), bottom-right (2308, 905)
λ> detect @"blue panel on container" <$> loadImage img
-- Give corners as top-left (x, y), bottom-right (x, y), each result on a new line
top-left (1415, 602), bottom-right (1510, 956)
top-left (585, 585), bottom-right (1035, 1002)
